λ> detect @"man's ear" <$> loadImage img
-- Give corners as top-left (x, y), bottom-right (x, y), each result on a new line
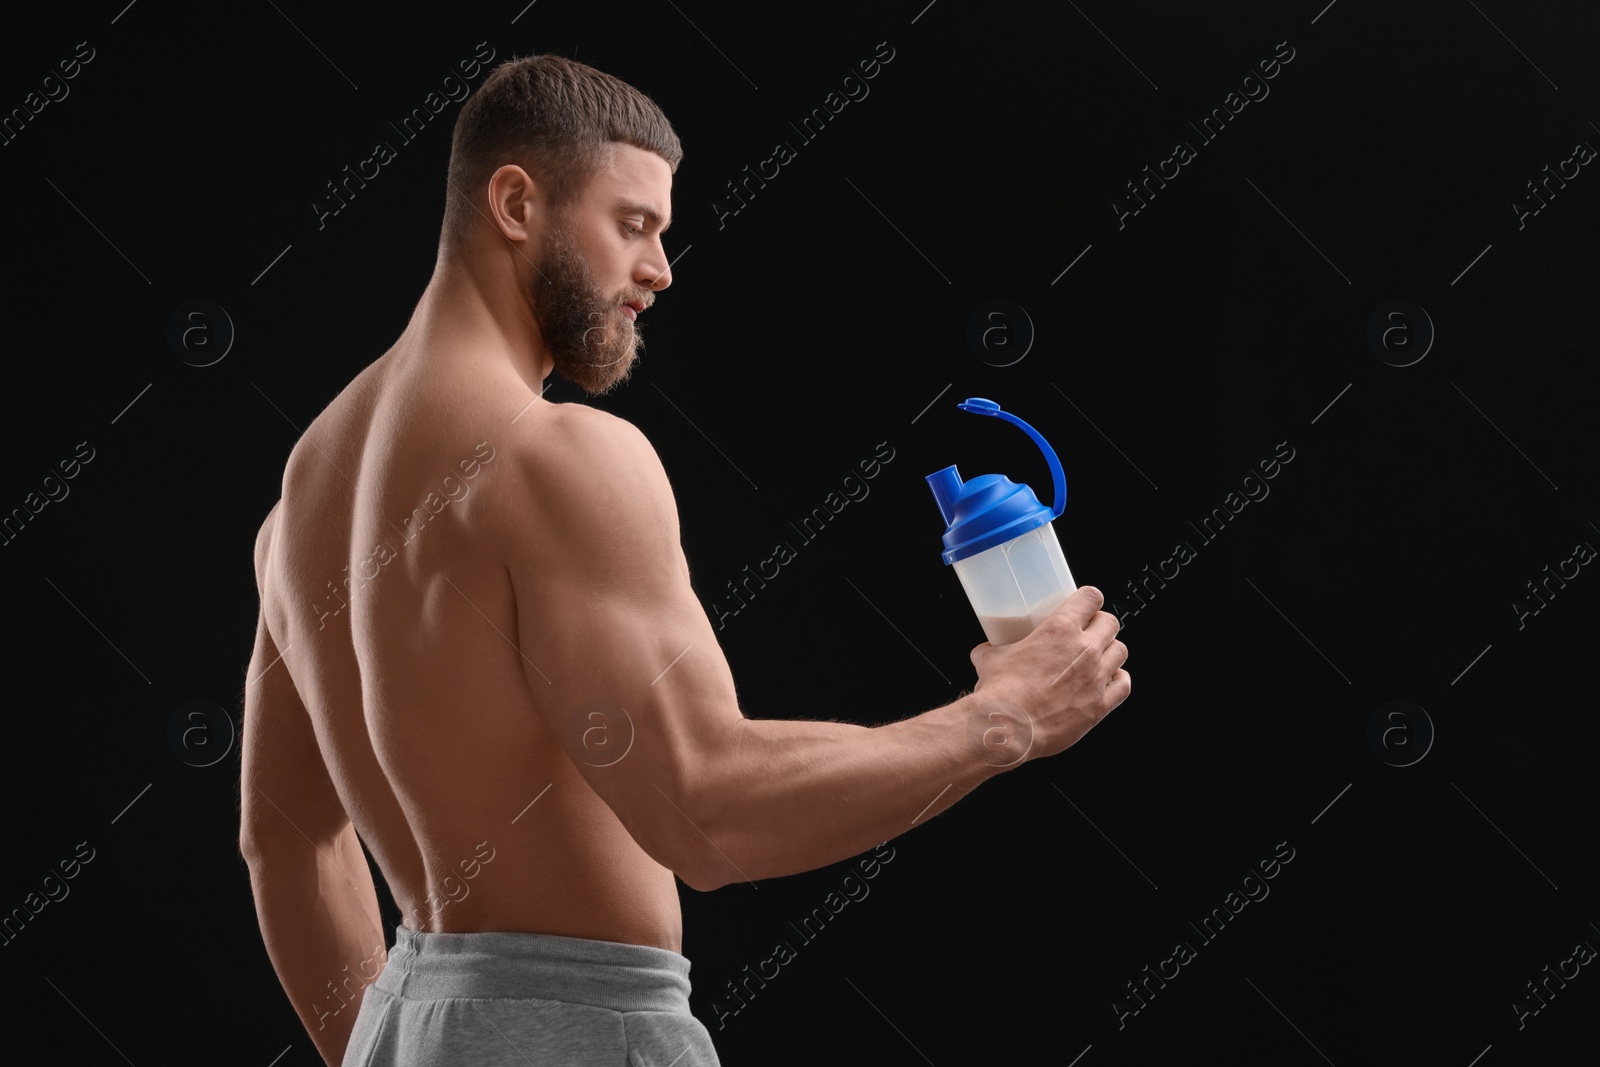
top-left (486, 164), bottom-right (544, 243)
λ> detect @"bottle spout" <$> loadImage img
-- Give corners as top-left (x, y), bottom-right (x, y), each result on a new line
top-left (957, 397), bottom-right (1067, 520)
top-left (926, 465), bottom-right (963, 526)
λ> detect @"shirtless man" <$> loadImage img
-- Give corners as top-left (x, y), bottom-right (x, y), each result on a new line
top-left (239, 54), bottom-right (1130, 1067)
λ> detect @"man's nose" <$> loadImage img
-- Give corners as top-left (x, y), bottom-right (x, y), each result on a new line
top-left (642, 252), bottom-right (672, 292)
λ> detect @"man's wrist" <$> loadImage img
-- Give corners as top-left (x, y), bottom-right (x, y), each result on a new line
top-left (956, 686), bottom-right (1037, 777)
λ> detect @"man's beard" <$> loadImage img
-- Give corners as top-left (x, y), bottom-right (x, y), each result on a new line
top-left (529, 219), bottom-right (644, 396)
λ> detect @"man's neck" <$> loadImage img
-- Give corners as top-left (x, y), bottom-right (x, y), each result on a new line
top-left (409, 253), bottom-right (552, 392)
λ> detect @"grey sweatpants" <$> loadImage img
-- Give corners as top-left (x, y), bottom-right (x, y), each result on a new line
top-left (341, 924), bottom-right (722, 1066)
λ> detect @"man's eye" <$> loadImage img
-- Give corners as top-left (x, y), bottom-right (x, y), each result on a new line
top-left (622, 222), bottom-right (641, 236)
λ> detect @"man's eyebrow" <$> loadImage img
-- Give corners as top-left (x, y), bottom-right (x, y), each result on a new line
top-left (616, 201), bottom-right (672, 233)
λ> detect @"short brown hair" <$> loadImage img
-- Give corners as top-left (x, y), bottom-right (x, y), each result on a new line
top-left (441, 53), bottom-right (683, 248)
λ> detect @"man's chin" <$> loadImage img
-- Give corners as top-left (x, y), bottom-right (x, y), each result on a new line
top-left (555, 356), bottom-right (635, 396)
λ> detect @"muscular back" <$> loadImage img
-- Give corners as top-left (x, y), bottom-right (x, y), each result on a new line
top-left (257, 344), bottom-right (697, 953)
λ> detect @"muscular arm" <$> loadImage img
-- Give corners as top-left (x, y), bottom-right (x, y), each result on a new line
top-left (245, 826), bottom-right (388, 1067)
top-left (241, 505), bottom-right (387, 1067)
top-left (504, 408), bottom-right (1004, 892)
top-left (691, 701), bottom-right (998, 889)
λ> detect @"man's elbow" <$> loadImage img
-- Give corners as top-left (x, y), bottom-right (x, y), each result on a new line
top-left (661, 824), bottom-right (724, 893)
top-left (680, 844), bottom-right (738, 892)
top-left (679, 858), bottom-right (723, 893)
top-left (646, 765), bottom-right (732, 892)
top-left (650, 801), bottom-right (727, 893)
top-left (238, 832), bottom-right (277, 869)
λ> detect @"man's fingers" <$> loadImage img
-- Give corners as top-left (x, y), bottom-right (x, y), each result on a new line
top-left (1056, 585), bottom-right (1104, 629)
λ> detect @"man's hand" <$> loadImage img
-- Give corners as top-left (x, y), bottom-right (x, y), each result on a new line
top-left (968, 585), bottom-right (1129, 762)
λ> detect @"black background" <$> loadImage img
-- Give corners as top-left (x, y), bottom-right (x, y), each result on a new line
top-left (2, 0), bottom-right (1597, 1063)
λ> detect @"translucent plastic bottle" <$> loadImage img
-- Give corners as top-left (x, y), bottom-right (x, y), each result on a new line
top-left (927, 398), bottom-right (1077, 646)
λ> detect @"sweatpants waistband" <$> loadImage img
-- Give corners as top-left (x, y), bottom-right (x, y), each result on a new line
top-left (373, 925), bottom-right (694, 1015)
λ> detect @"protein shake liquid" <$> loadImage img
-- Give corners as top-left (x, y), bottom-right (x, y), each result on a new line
top-left (927, 398), bottom-right (1077, 646)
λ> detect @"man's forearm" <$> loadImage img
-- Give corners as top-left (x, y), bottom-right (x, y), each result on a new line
top-left (245, 825), bottom-right (388, 1067)
top-left (691, 691), bottom-right (1008, 888)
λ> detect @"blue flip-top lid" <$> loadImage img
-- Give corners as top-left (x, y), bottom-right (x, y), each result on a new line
top-left (925, 398), bottom-right (1067, 565)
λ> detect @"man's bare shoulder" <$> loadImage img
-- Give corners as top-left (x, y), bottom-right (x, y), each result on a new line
top-left (519, 403), bottom-right (667, 487)
top-left (504, 403), bottom-right (680, 559)
top-left (280, 352), bottom-right (394, 482)
top-left (558, 401), bottom-right (652, 446)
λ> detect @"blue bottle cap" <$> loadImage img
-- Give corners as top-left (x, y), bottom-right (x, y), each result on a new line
top-left (925, 398), bottom-right (1068, 565)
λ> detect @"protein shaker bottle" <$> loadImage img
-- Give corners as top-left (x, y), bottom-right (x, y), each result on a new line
top-left (926, 397), bottom-right (1077, 646)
